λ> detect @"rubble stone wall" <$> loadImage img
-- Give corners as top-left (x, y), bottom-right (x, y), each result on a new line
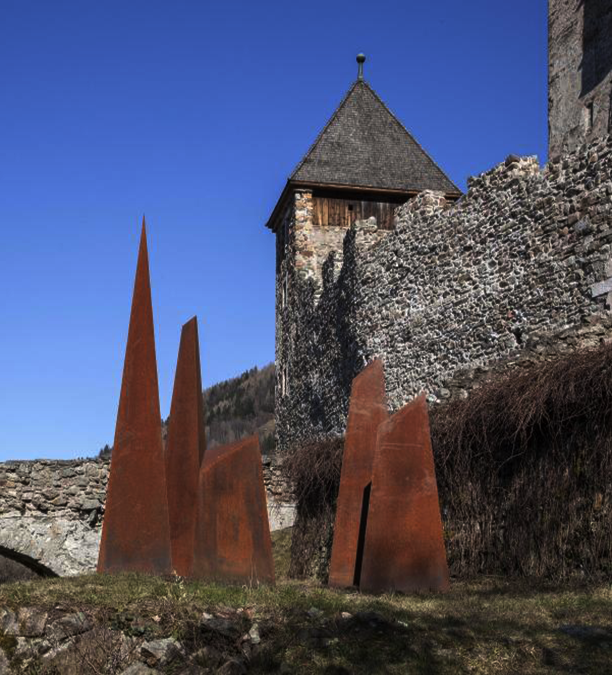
top-left (278, 137), bottom-right (612, 452)
top-left (0, 455), bottom-right (293, 576)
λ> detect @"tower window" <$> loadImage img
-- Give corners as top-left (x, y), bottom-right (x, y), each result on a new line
top-left (281, 270), bottom-right (288, 309)
top-left (584, 101), bottom-right (595, 132)
top-left (280, 363), bottom-right (289, 397)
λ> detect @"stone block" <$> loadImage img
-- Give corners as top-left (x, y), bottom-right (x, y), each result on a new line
top-left (591, 278), bottom-right (612, 297)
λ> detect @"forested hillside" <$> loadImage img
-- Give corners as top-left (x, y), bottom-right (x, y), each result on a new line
top-left (204, 363), bottom-right (276, 452)
top-left (98, 363), bottom-right (276, 458)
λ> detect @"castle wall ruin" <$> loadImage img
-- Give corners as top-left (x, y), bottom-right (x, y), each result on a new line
top-left (277, 137), bottom-right (612, 453)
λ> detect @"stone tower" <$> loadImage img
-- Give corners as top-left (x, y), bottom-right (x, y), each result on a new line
top-left (549, 0), bottom-right (612, 156)
top-left (265, 56), bottom-right (460, 441)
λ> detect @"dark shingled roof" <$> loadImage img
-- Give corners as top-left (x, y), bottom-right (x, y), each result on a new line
top-left (290, 79), bottom-right (459, 194)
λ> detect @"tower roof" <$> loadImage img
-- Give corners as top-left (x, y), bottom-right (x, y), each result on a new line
top-left (290, 79), bottom-right (460, 194)
top-left (266, 75), bottom-right (460, 230)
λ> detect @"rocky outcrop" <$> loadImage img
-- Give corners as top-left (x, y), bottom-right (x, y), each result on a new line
top-left (0, 605), bottom-right (269, 674)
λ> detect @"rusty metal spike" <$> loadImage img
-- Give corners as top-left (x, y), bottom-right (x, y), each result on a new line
top-left (165, 316), bottom-right (207, 577)
top-left (360, 394), bottom-right (450, 593)
top-left (329, 359), bottom-right (388, 588)
top-left (192, 435), bottom-right (275, 585)
top-left (97, 219), bottom-right (172, 575)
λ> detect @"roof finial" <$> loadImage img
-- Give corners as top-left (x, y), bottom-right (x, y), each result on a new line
top-left (356, 53), bottom-right (366, 81)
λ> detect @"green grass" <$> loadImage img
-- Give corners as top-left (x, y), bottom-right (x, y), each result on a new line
top-left (0, 531), bottom-right (610, 673)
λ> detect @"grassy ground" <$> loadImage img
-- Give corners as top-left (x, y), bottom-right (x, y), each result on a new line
top-left (0, 529), bottom-right (610, 674)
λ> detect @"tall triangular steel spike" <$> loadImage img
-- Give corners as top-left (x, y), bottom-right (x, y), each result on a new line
top-left (97, 220), bottom-right (172, 575)
top-left (165, 316), bottom-right (207, 577)
top-left (329, 358), bottom-right (388, 589)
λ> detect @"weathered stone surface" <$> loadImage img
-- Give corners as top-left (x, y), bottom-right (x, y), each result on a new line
top-left (200, 612), bottom-right (241, 639)
top-left (549, 0), bottom-right (612, 156)
top-left (141, 637), bottom-right (184, 666)
top-left (0, 459), bottom-right (108, 518)
top-left (14, 635), bottom-right (48, 659)
top-left (591, 278), bottom-right (612, 297)
top-left (40, 639), bottom-right (80, 668)
top-left (266, 497), bottom-right (296, 531)
top-left (217, 658), bottom-right (247, 675)
top-left (98, 220), bottom-right (172, 575)
top-left (120, 663), bottom-right (160, 675)
top-left (1, 607), bottom-right (48, 637)
top-left (0, 609), bottom-right (18, 634)
top-left (192, 436), bottom-right (275, 585)
top-left (16, 607), bottom-right (48, 637)
top-left (360, 394), bottom-right (449, 593)
top-left (47, 612), bottom-right (92, 640)
top-left (165, 316), bottom-right (206, 577)
top-left (177, 666), bottom-right (208, 675)
top-left (329, 359), bottom-right (388, 588)
top-left (0, 649), bottom-right (9, 675)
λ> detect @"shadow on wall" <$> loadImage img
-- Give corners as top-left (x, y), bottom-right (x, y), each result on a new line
top-left (580, 0), bottom-right (612, 96)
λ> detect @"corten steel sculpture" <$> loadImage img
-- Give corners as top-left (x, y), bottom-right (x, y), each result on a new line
top-left (360, 394), bottom-right (449, 593)
top-left (192, 435), bottom-right (275, 585)
top-left (329, 359), bottom-right (388, 588)
top-left (165, 316), bottom-right (206, 577)
top-left (97, 219), bottom-right (172, 575)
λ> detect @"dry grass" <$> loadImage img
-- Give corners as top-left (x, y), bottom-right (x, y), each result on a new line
top-left (0, 571), bottom-right (610, 674)
top-left (431, 341), bottom-right (612, 579)
top-left (282, 438), bottom-right (343, 580)
top-left (283, 437), bottom-right (343, 513)
top-left (283, 343), bottom-right (612, 582)
top-left (0, 531), bottom-right (610, 674)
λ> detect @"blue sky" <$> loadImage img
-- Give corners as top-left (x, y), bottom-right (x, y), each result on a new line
top-left (0, 1), bottom-right (547, 460)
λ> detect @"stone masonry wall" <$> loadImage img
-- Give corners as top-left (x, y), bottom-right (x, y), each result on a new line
top-left (549, 0), bottom-right (612, 156)
top-left (277, 136), bottom-right (612, 453)
top-left (0, 459), bottom-right (108, 576)
top-left (274, 191), bottom-right (389, 447)
top-left (0, 455), bottom-right (293, 576)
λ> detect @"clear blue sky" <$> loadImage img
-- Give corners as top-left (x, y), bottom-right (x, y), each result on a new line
top-left (0, 1), bottom-right (547, 460)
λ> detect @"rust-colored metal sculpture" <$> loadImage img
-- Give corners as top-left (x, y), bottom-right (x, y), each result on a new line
top-left (192, 435), bottom-right (275, 585)
top-left (360, 394), bottom-right (449, 593)
top-left (329, 359), bottom-right (388, 588)
top-left (97, 219), bottom-right (172, 575)
top-left (165, 316), bottom-right (206, 577)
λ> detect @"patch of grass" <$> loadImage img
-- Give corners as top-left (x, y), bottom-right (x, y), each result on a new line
top-left (271, 527), bottom-right (292, 581)
top-left (0, 574), bottom-right (610, 673)
top-left (0, 631), bottom-right (17, 661)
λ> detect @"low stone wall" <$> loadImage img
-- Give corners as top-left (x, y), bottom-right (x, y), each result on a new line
top-left (0, 455), bottom-right (294, 576)
top-left (0, 459), bottom-right (107, 576)
top-left (278, 137), bottom-right (612, 452)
